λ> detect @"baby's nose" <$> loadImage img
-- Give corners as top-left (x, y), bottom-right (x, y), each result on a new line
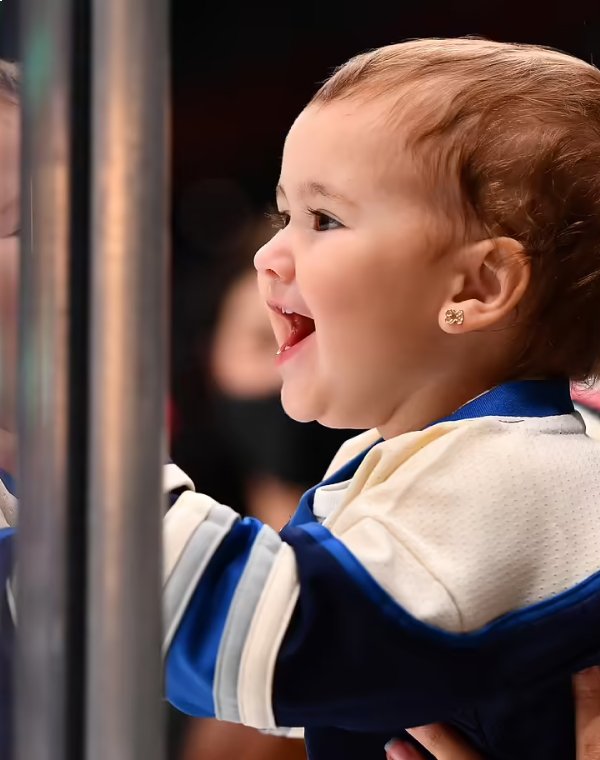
top-left (253, 233), bottom-right (295, 283)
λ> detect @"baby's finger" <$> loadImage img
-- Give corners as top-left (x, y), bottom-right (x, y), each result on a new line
top-left (405, 724), bottom-right (483, 760)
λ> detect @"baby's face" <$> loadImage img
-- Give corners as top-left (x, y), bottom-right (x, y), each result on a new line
top-left (0, 97), bottom-right (20, 432)
top-left (255, 100), bottom-right (457, 431)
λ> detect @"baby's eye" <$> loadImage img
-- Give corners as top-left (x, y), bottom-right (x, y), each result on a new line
top-left (308, 209), bottom-right (343, 232)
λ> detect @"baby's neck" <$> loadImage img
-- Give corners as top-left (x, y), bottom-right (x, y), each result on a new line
top-left (376, 373), bottom-right (509, 440)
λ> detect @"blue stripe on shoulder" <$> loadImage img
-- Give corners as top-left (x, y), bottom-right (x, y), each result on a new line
top-left (165, 517), bottom-right (263, 717)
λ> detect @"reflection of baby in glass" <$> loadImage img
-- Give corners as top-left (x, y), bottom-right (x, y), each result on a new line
top-left (0, 59), bottom-right (21, 755)
top-left (0, 62), bottom-right (19, 484)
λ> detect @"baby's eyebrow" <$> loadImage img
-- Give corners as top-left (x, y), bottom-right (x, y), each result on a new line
top-left (276, 181), bottom-right (356, 208)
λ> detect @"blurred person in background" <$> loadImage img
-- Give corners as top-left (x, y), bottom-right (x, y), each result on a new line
top-left (210, 262), bottom-right (353, 531)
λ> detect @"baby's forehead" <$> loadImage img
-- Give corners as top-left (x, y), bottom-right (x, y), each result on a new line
top-left (282, 100), bottom-right (428, 200)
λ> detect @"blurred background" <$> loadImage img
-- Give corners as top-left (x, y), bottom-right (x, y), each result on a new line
top-left (0, 1), bottom-right (599, 758)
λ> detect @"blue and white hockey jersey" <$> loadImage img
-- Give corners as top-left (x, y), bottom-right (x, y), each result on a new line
top-left (2, 380), bottom-right (600, 758)
top-left (164, 379), bottom-right (600, 760)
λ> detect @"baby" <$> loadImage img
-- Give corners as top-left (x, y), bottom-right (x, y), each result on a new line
top-left (163, 38), bottom-right (600, 759)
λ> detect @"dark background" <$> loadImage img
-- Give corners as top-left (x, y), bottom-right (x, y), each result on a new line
top-left (171, 3), bottom-right (600, 209)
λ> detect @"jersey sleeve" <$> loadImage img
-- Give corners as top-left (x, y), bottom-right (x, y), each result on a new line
top-left (163, 487), bottom-right (600, 738)
top-left (163, 438), bottom-right (600, 736)
top-left (163, 487), bottom-right (466, 733)
top-left (163, 490), bottom-right (300, 727)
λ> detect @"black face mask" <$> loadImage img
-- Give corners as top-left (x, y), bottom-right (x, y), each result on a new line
top-left (214, 394), bottom-right (355, 489)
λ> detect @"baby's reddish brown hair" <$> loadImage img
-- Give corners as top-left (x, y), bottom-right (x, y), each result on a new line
top-left (312, 38), bottom-right (600, 381)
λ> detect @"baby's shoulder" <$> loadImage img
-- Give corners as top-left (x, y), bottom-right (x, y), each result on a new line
top-left (323, 429), bottom-right (381, 478)
top-left (365, 412), bottom-right (596, 492)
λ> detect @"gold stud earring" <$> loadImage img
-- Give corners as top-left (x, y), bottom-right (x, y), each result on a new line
top-left (444, 308), bottom-right (464, 326)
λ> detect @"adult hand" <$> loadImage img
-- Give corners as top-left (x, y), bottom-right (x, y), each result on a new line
top-left (385, 724), bottom-right (482, 760)
top-left (385, 667), bottom-right (600, 760)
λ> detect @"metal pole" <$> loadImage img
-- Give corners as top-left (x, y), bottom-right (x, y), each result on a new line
top-left (86, 0), bottom-right (169, 757)
top-left (16, 1), bottom-right (83, 759)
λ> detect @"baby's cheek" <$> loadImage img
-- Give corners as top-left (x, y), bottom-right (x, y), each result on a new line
top-left (307, 270), bottom-right (362, 315)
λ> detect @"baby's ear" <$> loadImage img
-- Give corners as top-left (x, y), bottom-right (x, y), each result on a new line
top-left (438, 237), bottom-right (530, 334)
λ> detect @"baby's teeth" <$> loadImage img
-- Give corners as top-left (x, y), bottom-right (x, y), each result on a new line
top-left (282, 308), bottom-right (294, 315)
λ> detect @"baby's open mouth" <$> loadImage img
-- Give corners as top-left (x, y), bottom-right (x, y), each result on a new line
top-left (269, 304), bottom-right (316, 355)
top-left (278, 312), bottom-right (316, 354)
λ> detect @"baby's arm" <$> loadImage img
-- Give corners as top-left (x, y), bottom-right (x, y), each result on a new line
top-left (164, 415), bottom-right (600, 735)
top-left (164, 489), bottom-right (300, 729)
top-left (163, 482), bottom-right (468, 734)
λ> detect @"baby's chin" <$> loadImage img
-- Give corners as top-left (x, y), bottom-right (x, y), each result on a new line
top-left (280, 380), bottom-right (331, 425)
top-left (280, 386), bottom-right (358, 430)
top-left (280, 387), bottom-right (317, 424)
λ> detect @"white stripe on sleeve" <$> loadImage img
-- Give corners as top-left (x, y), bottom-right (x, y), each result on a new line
top-left (237, 543), bottom-right (300, 729)
top-left (163, 493), bottom-right (239, 654)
